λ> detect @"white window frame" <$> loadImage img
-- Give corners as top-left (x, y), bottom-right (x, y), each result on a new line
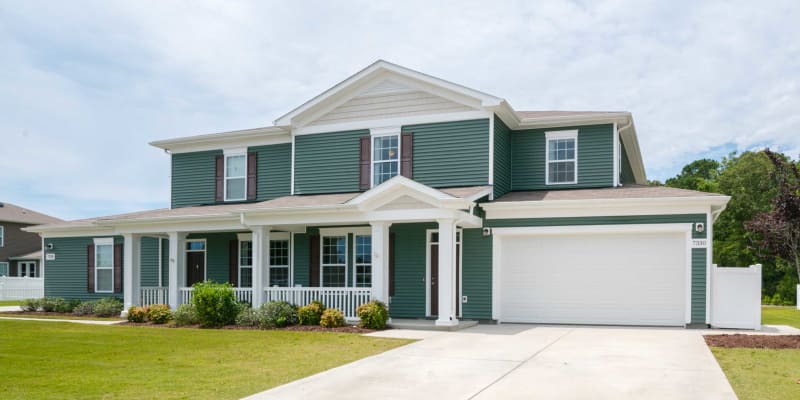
top-left (93, 237), bottom-right (114, 293)
top-left (353, 234), bottom-right (372, 288)
top-left (268, 233), bottom-right (291, 287)
top-left (185, 238), bottom-right (208, 282)
top-left (425, 229), bottom-right (463, 318)
top-left (238, 239), bottom-right (253, 288)
top-left (18, 261), bottom-right (37, 278)
top-left (545, 130), bottom-right (578, 185)
top-left (223, 148), bottom-right (247, 202)
top-left (0, 261), bottom-right (8, 276)
top-left (370, 128), bottom-right (401, 188)
top-left (0, 225), bottom-right (4, 247)
top-left (321, 235), bottom-right (347, 288)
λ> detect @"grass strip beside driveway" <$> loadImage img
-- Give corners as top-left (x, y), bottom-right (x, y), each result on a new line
top-left (711, 347), bottom-right (800, 400)
top-left (762, 306), bottom-right (800, 328)
top-left (0, 319), bottom-right (410, 400)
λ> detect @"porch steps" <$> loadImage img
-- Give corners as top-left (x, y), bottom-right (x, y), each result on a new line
top-left (388, 319), bottom-right (479, 331)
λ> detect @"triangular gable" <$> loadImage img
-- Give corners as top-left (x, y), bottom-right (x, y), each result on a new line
top-left (274, 60), bottom-right (503, 128)
top-left (348, 175), bottom-right (471, 212)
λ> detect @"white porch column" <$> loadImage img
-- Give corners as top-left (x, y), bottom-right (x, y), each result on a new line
top-left (370, 221), bottom-right (391, 303)
top-left (167, 232), bottom-right (186, 309)
top-left (251, 226), bottom-right (270, 308)
top-left (436, 218), bottom-right (458, 327)
top-left (122, 234), bottom-right (141, 312)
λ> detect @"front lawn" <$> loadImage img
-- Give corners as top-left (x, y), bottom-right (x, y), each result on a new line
top-left (0, 320), bottom-right (410, 399)
top-left (711, 347), bottom-right (800, 400)
top-left (763, 306), bottom-right (800, 328)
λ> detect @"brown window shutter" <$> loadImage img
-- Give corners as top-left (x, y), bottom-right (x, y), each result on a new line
top-left (215, 154), bottom-right (224, 202)
top-left (247, 152), bottom-right (257, 201)
top-left (113, 243), bottom-right (123, 293)
top-left (389, 232), bottom-right (396, 297)
top-left (359, 136), bottom-right (371, 190)
top-left (401, 132), bottom-right (413, 179)
top-left (229, 240), bottom-right (239, 287)
top-left (309, 235), bottom-right (320, 287)
top-left (87, 245), bottom-right (95, 292)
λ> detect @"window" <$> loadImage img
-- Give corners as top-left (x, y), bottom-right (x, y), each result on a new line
top-left (372, 135), bottom-right (399, 186)
top-left (239, 241), bottom-right (252, 288)
top-left (94, 238), bottom-right (114, 293)
top-left (225, 153), bottom-right (247, 201)
top-left (321, 236), bottom-right (346, 287)
top-left (546, 131), bottom-right (578, 185)
top-left (18, 261), bottom-right (37, 278)
top-left (354, 235), bottom-right (372, 287)
top-left (0, 262), bottom-right (8, 276)
top-left (0, 225), bottom-right (4, 247)
top-left (269, 239), bottom-right (290, 287)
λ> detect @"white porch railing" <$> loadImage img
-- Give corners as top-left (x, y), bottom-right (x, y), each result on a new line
top-left (178, 287), bottom-right (254, 305)
top-left (140, 287), bottom-right (168, 306)
top-left (264, 287), bottom-right (373, 319)
top-left (0, 277), bottom-right (44, 300)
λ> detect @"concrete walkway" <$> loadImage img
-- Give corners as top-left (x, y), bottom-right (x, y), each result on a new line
top-left (0, 316), bottom-right (123, 325)
top-left (245, 324), bottom-right (737, 400)
top-left (0, 305), bottom-right (22, 312)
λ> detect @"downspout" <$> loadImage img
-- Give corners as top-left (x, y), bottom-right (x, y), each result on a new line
top-left (158, 238), bottom-right (163, 287)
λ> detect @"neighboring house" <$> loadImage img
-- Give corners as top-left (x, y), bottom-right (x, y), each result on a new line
top-left (27, 61), bottom-right (730, 328)
top-left (0, 202), bottom-right (61, 277)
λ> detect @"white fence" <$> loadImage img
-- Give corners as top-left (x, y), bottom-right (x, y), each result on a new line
top-left (264, 287), bottom-right (373, 319)
top-left (711, 264), bottom-right (762, 330)
top-left (178, 287), bottom-right (253, 305)
top-left (0, 277), bottom-right (44, 300)
top-left (140, 287), bottom-right (168, 306)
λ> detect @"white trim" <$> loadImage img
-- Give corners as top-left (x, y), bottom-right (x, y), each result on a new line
top-left (290, 134), bottom-right (296, 195)
top-left (545, 130), bottom-right (578, 185)
top-left (237, 233), bottom-right (253, 241)
top-left (17, 261), bottom-right (37, 278)
top-left (293, 110), bottom-right (492, 136)
top-left (94, 239), bottom-right (115, 293)
top-left (223, 152), bottom-right (247, 202)
top-left (370, 132), bottom-right (401, 188)
top-left (93, 237), bottom-right (114, 246)
top-left (370, 126), bottom-right (401, 136)
top-left (612, 122), bottom-right (619, 187)
top-left (319, 227), bottom-right (371, 237)
top-left (267, 235), bottom-right (291, 287)
top-left (238, 239), bottom-right (253, 288)
top-left (0, 225), bottom-right (4, 247)
top-left (488, 115), bottom-right (495, 200)
top-left (320, 233), bottom-right (348, 287)
top-left (149, 126), bottom-right (289, 154)
top-left (425, 228), bottom-right (462, 318)
top-left (706, 208), bottom-right (713, 325)
top-left (352, 233), bottom-right (373, 288)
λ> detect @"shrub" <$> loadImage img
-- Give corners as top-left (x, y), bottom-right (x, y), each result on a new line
top-left (94, 297), bottom-right (124, 317)
top-left (72, 301), bottom-right (96, 316)
top-left (21, 298), bottom-right (40, 312)
top-left (127, 306), bottom-right (147, 322)
top-left (356, 300), bottom-right (389, 329)
top-left (259, 301), bottom-right (298, 328)
top-left (320, 308), bottom-right (345, 328)
top-left (298, 300), bottom-right (326, 325)
top-left (55, 299), bottom-right (81, 313)
top-left (173, 304), bottom-right (199, 326)
top-left (235, 307), bottom-right (261, 327)
top-left (147, 304), bottom-right (172, 324)
top-left (191, 281), bottom-right (239, 328)
top-left (39, 297), bottom-right (62, 312)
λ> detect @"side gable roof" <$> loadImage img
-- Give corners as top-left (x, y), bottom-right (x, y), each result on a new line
top-left (0, 202), bottom-right (61, 225)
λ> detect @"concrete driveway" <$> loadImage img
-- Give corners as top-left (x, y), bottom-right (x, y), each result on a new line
top-left (245, 324), bottom-right (736, 400)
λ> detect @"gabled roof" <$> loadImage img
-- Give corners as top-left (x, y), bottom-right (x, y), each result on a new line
top-left (0, 202), bottom-right (61, 225)
top-left (9, 250), bottom-right (42, 260)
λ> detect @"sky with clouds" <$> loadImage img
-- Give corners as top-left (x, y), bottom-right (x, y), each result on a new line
top-left (1, 0), bottom-right (798, 220)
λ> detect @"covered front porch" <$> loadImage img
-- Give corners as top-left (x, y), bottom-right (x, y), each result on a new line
top-left (116, 177), bottom-right (488, 326)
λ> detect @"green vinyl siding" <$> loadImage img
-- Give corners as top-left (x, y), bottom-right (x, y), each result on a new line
top-left (187, 232), bottom-right (238, 284)
top-left (511, 124), bottom-right (614, 190)
top-left (389, 223), bottom-right (434, 318)
top-left (404, 119), bottom-right (489, 188)
top-left (461, 228), bottom-right (492, 320)
top-left (250, 143), bottom-right (291, 201)
top-left (43, 236), bottom-right (123, 301)
top-left (493, 116), bottom-right (512, 198)
top-left (691, 248), bottom-right (707, 324)
top-left (139, 237), bottom-right (160, 287)
top-left (171, 150), bottom-right (221, 208)
top-left (620, 140), bottom-right (636, 184)
top-left (294, 129), bottom-right (368, 194)
top-left (293, 232), bottom-right (310, 287)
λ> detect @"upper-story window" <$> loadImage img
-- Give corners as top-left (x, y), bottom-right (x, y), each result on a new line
top-left (545, 130), bottom-right (578, 185)
top-left (225, 152), bottom-right (247, 201)
top-left (372, 135), bottom-right (399, 186)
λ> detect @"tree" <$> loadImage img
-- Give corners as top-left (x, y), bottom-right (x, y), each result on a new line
top-left (746, 149), bottom-right (800, 291)
top-left (665, 158), bottom-right (721, 192)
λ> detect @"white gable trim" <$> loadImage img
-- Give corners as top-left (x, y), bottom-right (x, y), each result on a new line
top-left (293, 110), bottom-right (492, 136)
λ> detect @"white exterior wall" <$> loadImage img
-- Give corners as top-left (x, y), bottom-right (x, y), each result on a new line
top-left (710, 264), bottom-right (762, 330)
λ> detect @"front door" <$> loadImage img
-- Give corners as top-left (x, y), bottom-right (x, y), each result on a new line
top-left (430, 243), bottom-right (439, 316)
top-left (186, 252), bottom-right (205, 286)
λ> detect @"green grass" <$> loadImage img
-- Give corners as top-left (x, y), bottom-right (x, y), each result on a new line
top-left (0, 300), bottom-right (21, 306)
top-left (762, 306), bottom-right (800, 328)
top-left (0, 320), bottom-right (410, 399)
top-left (711, 347), bottom-right (800, 400)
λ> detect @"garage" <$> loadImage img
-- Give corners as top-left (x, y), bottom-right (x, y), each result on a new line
top-left (495, 225), bottom-right (689, 326)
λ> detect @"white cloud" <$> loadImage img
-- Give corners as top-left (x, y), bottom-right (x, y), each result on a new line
top-left (0, 0), bottom-right (798, 219)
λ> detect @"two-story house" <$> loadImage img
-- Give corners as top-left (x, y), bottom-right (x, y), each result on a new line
top-left (0, 202), bottom-right (61, 277)
top-left (28, 61), bottom-right (729, 328)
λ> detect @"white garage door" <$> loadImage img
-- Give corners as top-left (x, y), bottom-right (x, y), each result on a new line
top-left (498, 230), bottom-right (687, 326)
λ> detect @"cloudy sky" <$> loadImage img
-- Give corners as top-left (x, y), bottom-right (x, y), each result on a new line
top-left (1, 1), bottom-right (798, 220)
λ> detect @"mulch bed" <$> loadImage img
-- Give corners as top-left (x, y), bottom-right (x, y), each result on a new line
top-left (705, 334), bottom-right (800, 349)
top-left (121, 321), bottom-right (377, 333)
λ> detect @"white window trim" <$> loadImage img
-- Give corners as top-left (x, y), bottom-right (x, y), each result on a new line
top-left (93, 237), bottom-right (114, 293)
top-left (320, 234), bottom-right (348, 287)
top-left (425, 228), bottom-right (463, 318)
top-left (0, 225), bottom-right (4, 247)
top-left (545, 130), bottom-right (579, 185)
top-left (18, 261), bottom-right (37, 278)
top-left (0, 261), bottom-right (8, 276)
top-left (268, 237), bottom-right (291, 287)
top-left (238, 240), bottom-right (253, 288)
top-left (353, 234), bottom-right (372, 288)
top-left (185, 238), bottom-right (208, 282)
top-left (223, 148), bottom-right (247, 202)
top-left (370, 130), bottom-right (401, 188)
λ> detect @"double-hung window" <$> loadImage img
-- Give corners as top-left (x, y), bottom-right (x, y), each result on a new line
top-left (354, 235), bottom-right (372, 287)
top-left (372, 135), bottom-right (399, 186)
top-left (545, 130), bottom-right (578, 185)
top-left (0, 262), bottom-right (8, 276)
top-left (269, 239), bottom-right (290, 287)
top-left (239, 240), bottom-right (253, 287)
top-left (224, 152), bottom-right (247, 201)
top-left (94, 238), bottom-right (114, 293)
top-left (321, 236), bottom-right (347, 287)
top-left (18, 261), bottom-right (37, 278)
